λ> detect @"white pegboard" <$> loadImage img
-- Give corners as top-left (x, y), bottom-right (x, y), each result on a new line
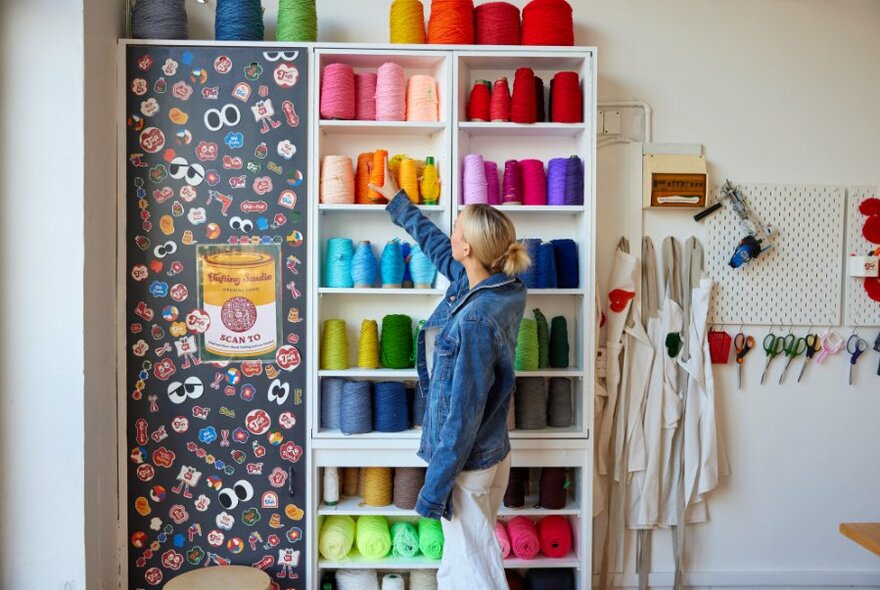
top-left (845, 185), bottom-right (880, 326)
top-left (705, 183), bottom-right (845, 326)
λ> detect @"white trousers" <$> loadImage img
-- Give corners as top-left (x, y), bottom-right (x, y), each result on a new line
top-left (437, 453), bottom-right (511, 590)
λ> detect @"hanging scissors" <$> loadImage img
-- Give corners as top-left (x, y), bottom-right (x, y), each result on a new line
top-left (814, 330), bottom-right (844, 364)
top-left (796, 333), bottom-right (821, 383)
top-left (734, 331), bottom-right (755, 390)
top-left (847, 333), bottom-right (867, 386)
top-left (760, 331), bottom-right (785, 385)
top-left (778, 333), bottom-right (807, 384)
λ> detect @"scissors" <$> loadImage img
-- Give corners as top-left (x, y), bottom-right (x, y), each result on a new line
top-left (814, 330), bottom-right (844, 364)
top-left (796, 334), bottom-right (821, 383)
top-left (734, 332), bottom-right (755, 390)
top-left (847, 333), bottom-right (867, 385)
top-left (760, 332), bottom-right (785, 385)
top-left (778, 334), bottom-right (807, 384)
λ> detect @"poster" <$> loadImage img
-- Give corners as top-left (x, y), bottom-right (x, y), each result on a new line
top-left (125, 45), bottom-right (308, 589)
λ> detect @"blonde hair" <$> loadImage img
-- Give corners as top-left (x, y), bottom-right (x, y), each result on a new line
top-left (458, 204), bottom-right (531, 277)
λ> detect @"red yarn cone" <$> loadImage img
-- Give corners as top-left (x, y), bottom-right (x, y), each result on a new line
top-left (510, 67), bottom-right (537, 124)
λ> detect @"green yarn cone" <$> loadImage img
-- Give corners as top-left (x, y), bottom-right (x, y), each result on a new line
top-left (276, 0), bottom-right (318, 42)
top-left (534, 308), bottom-right (550, 369)
top-left (514, 318), bottom-right (539, 371)
top-left (549, 316), bottom-right (570, 368)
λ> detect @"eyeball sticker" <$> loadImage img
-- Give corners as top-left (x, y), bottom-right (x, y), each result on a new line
top-left (125, 46), bottom-right (308, 588)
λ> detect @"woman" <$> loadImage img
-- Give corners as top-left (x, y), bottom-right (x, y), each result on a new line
top-left (370, 163), bottom-right (530, 589)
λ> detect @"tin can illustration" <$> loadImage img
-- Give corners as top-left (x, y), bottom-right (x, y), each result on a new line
top-left (199, 245), bottom-right (280, 359)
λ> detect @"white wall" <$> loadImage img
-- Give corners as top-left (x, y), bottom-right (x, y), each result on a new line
top-left (180, 0), bottom-right (880, 585)
top-left (0, 1), bottom-right (86, 589)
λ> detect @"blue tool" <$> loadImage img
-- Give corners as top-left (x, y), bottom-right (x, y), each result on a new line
top-left (847, 334), bottom-right (867, 386)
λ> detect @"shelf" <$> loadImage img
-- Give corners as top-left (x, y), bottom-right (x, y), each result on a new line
top-left (319, 369), bottom-right (418, 378)
top-left (504, 553), bottom-right (580, 569)
top-left (317, 494), bottom-right (580, 517)
top-left (320, 120), bottom-right (446, 136)
top-left (459, 122), bottom-right (586, 138)
top-left (314, 429), bottom-right (420, 441)
top-left (515, 369), bottom-right (584, 378)
top-left (318, 549), bottom-right (579, 570)
top-left (456, 205), bottom-right (586, 214)
top-left (319, 204), bottom-right (445, 213)
top-left (313, 427), bottom-right (585, 443)
top-left (527, 288), bottom-right (586, 296)
top-left (319, 287), bottom-right (444, 296)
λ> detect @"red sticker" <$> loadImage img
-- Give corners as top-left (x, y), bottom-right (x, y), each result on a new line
top-left (139, 128), bottom-right (165, 154)
top-left (152, 446), bottom-right (176, 468)
top-left (246, 409), bottom-right (271, 435)
top-left (609, 289), bottom-right (636, 313)
top-left (144, 567), bottom-right (163, 586)
top-left (275, 346), bottom-right (301, 372)
top-left (279, 441), bottom-right (303, 464)
top-left (136, 463), bottom-right (155, 482)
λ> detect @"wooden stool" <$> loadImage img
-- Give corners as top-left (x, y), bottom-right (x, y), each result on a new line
top-left (163, 566), bottom-right (271, 590)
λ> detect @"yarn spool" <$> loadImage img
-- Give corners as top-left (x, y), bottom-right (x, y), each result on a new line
top-left (390, 521), bottom-right (420, 558)
top-left (393, 467), bottom-right (425, 509)
top-left (467, 81), bottom-right (491, 122)
top-left (321, 318), bottom-right (349, 369)
top-left (340, 381), bottom-right (372, 435)
top-left (520, 159), bottom-right (547, 206)
top-left (504, 467), bottom-right (528, 507)
top-left (358, 319), bottom-right (380, 369)
top-left (401, 242), bottom-right (413, 288)
top-left (522, 0), bottom-right (574, 46)
top-left (406, 75), bottom-right (440, 122)
top-left (382, 573), bottom-right (406, 590)
top-left (320, 64), bottom-right (356, 120)
top-left (514, 377), bottom-right (547, 429)
top-left (418, 518), bottom-right (445, 559)
top-left (506, 571), bottom-right (526, 590)
top-left (490, 77), bottom-right (511, 122)
top-left (380, 240), bottom-right (406, 288)
top-left (319, 514), bottom-right (356, 560)
top-left (536, 242), bottom-right (558, 288)
top-left (515, 319), bottom-right (540, 371)
top-left (534, 308), bottom-right (550, 368)
top-left (390, 0), bottom-right (427, 44)
top-left (374, 382), bottom-right (409, 432)
top-left (410, 570), bottom-right (438, 590)
top-left (363, 468), bottom-right (394, 506)
top-left (538, 467), bottom-right (568, 509)
top-left (356, 515), bottom-right (392, 559)
top-left (342, 467), bottom-right (360, 497)
top-left (323, 467), bottom-right (340, 506)
top-left (427, 0), bottom-right (475, 44)
top-left (484, 161), bottom-right (501, 205)
top-left (132, 0), bottom-right (189, 40)
top-left (355, 152), bottom-right (374, 203)
top-left (336, 570), bottom-right (379, 590)
top-left (526, 569), bottom-right (575, 590)
top-left (320, 156), bottom-right (355, 204)
top-left (537, 515), bottom-right (572, 558)
top-left (510, 68), bottom-right (537, 124)
top-left (462, 153), bottom-right (489, 204)
top-left (494, 522), bottom-right (512, 558)
top-left (550, 71), bottom-right (582, 123)
top-left (564, 155), bottom-right (584, 205)
top-left (398, 157), bottom-right (421, 203)
top-left (474, 2), bottom-right (521, 45)
top-left (352, 241), bottom-right (378, 288)
top-left (215, 0), bottom-right (263, 40)
top-left (516, 238), bottom-right (540, 287)
top-left (321, 377), bottom-right (345, 430)
top-left (534, 75), bottom-right (546, 122)
top-left (549, 315), bottom-right (569, 368)
top-left (357, 467), bottom-right (368, 497)
top-left (376, 63), bottom-right (407, 121)
top-left (368, 150), bottom-right (391, 203)
top-left (325, 238), bottom-right (354, 288)
top-left (381, 315), bottom-right (414, 369)
top-left (355, 73), bottom-right (378, 121)
top-left (277, 0), bottom-right (318, 42)
top-left (546, 158), bottom-right (567, 205)
top-left (551, 238), bottom-right (579, 288)
top-left (502, 160), bottom-right (522, 204)
top-left (548, 377), bottom-right (573, 427)
top-left (507, 516), bottom-right (540, 559)
top-left (409, 245), bottom-right (437, 288)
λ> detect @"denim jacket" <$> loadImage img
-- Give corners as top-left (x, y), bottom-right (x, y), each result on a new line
top-left (386, 192), bottom-right (526, 520)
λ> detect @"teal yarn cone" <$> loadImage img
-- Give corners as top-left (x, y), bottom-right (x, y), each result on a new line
top-left (533, 308), bottom-right (550, 368)
top-left (325, 237), bottom-right (354, 288)
top-left (380, 314), bottom-right (414, 369)
top-left (351, 240), bottom-right (378, 288)
top-left (549, 316), bottom-right (569, 368)
top-left (408, 244), bottom-right (437, 288)
top-left (380, 239), bottom-right (406, 288)
top-left (514, 318), bottom-right (539, 371)
top-left (276, 0), bottom-right (318, 42)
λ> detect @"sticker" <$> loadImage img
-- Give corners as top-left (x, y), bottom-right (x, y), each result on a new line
top-left (141, 98), bottom-right (160, 117)
top-left (205, 104), bottom-right (241, 132)
top-left (277, 190), bottom-right (297, 209)
top-left (162, 58), bottom-right (179, 76)
top-left (171, 80), bottom-right (193, 101)
top-left (244, 62), bottom-right (263, 80)
top-left (214, 55), bottom-right (232, 74)
top-left (275, 346), bottom-right (301, 372)
top-left (245, 409), bottom-right (271, 435)
top-left (277, 140), bottom-right (296, 160)
top-left (161, 549), bottom-right (184, 571)
top-left (139, 128), bottom-right (165, 154)
top-left (273, 64), bottom-right (299, 88)
top-left (131, 78), bottom-right (148, 96)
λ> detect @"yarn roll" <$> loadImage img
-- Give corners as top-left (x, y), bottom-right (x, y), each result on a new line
top-left (325, 238), bottom-right (354, 289)
top-left (351, 241), bottom-right (378, 288)
top-left (516, 238), bottom-right (541, 287)
top-left (321, 64), bottom-right (356, 120)
top-left (484, 161), bottom-right (501, 205)
top-left (548, 377), bottom-right (573, 427)
top-left (550, 71), bottom-right (582, 123)
top-left (535, 75), bottom-right (546, 122)
top-left (522, 0), bottom-right (574, 46)
top-left (318, 514), bottom-right (356, 560)
top-left (382, 573), bottom-right (406, 590)
top-left (427, 0), bottom-right (475, 44)
top-left (510, 68), bottom-right (537, 124)
top-left (363, 467), bottom-right (394, 506)
top-left (380, 240), bottom-right (406, 287)
top-left (132, 0), bottom-right (189, 40)
top-left (502, 160), bottom-right (522, 204)
top-left (520, 159), bottom-right (547, 206)
top-left (374, 381), bottom-right (409, 432)
top-left (549, 315), bottom-right (569, 368)
top-left (467, 81), bottom-right (491, 121)
top-left (514, 377), bottom-right (547, 429)
top-left (538, 467), bottom-right (568, 509)
top-left (356, 515), bottom-right (392, 559)
top-left (321, 377), bottom-right (345, 430)
top-left (534, 308), bottom-right (550, 368)
top-left (381, 315), bottom-right (414, 369)
top-left (462, 153), bottom-right (489, 204)
top-left (418, 518), bottom-right (445, 559)
top-left (563, 155), bottom-right (584, 205)
top-left (407, 75), bottom-right (440, 122)
top-left (376, 63), bottom-right (407, 121)
top-left (358, 319), bottom-right (380, 369)
top-left (277, 0), bottom-right (318, 41)
top-left (504, 467), bottom-right (528, 507)
top-left (475, 2), bottom-right (521, 45)
top-left (536, 242), bottom-right (558, 288)
top-left (215, 0), bottom-right (263, 40)
top-left (526, 569), bottom-right (575, 590)
top-left (546, 158), bottom-right (567, 205)
top-left (389, 521), bottom-right (420, 557)
top-left (490, 77), bottom-right (511, 122)
top-left (494, 521), bottom-right (512, 558)
top-left (368, 150), bottom-right (390, 204)
top-left (537, 515), bottom-right (573, 557)
top-left (409, 570), bottom-right (438, 590)
top-left (551, 238), bottom-right (579, 288)
top-left (399, 157), bottom-right (421, 203)
top-left (390, 0), bottom-right (427, 44)
top-left (321, 318), bottom-right (349, 370)
top-left (336, 570), bottom-right (379, 590)
top-left (409, 245), bottom-right (437, 288)
top-left (321, 156), bottom-right (355, 204)
top-left (342, 467), bottom-right (360, 497)
top-left (340, 381), bottom-right (372, 435)
top-left (507, 516), bottom-right (540, 559)
top-left (393, 467), bottom-right (425, 510)
top-left (355, 73), bottom-right (378, 121)
top-left (514, 319), bottom-right (540, 371)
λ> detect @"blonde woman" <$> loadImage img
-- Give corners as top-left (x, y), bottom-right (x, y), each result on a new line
top-left (371, 162), bottom-right (530, 589)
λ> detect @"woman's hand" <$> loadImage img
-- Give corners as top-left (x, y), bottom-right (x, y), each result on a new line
top-left (367, 156), bottom-right (399, 201)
